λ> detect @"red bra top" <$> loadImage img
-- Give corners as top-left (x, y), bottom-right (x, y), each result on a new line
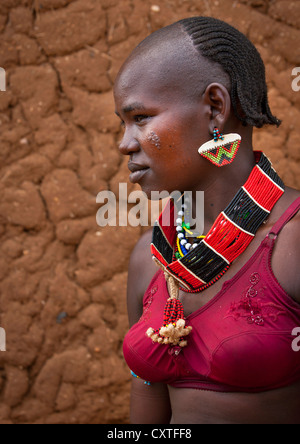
top-left (123, 198), bottom-right (300, 393)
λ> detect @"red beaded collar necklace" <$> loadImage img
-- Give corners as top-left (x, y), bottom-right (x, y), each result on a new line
top-left (147, 152), bottom-right (285, 347)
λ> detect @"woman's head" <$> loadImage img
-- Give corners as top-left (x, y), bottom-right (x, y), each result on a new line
top-left (114, 17), bottom-right (279, 197)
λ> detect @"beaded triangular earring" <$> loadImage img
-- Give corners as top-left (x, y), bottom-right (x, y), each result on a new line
top-left (199, 128), bottom-right (241, 167)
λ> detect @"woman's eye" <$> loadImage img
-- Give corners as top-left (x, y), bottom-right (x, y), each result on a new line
top-left (134, 115), bottom-right (150, 124)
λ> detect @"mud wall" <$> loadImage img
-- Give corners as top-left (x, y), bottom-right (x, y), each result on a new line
top-left (0, 0), bottom-right (299, 424)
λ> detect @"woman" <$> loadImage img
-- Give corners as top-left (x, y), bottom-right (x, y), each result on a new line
top-left (114, 17), bottom-right (300, 424)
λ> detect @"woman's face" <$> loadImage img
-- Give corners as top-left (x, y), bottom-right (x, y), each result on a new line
top-left (113, 53), bottom-right (212, 199)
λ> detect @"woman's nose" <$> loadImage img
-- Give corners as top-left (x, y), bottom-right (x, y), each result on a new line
top-left (119, 129), bottom-right (140, 156)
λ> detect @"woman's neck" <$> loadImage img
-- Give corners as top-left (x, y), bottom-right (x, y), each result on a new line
top-left (190, 148), bottom-right (256, 234)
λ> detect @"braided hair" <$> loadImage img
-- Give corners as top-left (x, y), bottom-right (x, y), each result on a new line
top-left (178, 17), bottom-right (280, 128)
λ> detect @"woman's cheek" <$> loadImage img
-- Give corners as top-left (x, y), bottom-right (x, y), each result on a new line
top-left (144, 128), bottom-right (179, 153)
top-left (146, 131), bottom-right (161, 150)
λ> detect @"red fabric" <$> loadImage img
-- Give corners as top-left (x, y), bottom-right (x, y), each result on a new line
top-left (123, 198), bottom-right (300, 393)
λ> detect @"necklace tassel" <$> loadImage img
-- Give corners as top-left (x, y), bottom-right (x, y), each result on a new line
top-left (146, 273), bottom-right (192, 347)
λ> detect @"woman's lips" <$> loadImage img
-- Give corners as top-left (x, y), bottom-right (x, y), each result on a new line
top-left (129, 167), bottom-right (150, 183)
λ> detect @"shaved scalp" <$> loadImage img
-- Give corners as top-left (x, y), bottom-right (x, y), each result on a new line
top-left (118, 22), bottom-right (230, 101)
top-left (118, 17), bottom-right (280, 128)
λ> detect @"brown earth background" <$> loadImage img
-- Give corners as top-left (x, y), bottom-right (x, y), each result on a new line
top-left (0, 0), bottom-right (299, 425)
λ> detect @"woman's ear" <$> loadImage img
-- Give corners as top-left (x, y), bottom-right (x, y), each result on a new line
top-left (202, 83), bottom-right (231, 135)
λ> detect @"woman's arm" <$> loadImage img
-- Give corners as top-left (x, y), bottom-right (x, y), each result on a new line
top-left (126, 229), bottom-right (172, 424)
top-left (130, 379), bottom-right (172, 425)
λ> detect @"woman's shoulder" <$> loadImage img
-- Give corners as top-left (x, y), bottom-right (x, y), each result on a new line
top-left (126, 229), bottom-right (159, 326)
top-left (284, 187), bottom-right (300, 202)
top-left (271, 187), bottom-right (300, 304)
top-left (278, 188), bottom-right (300, 229)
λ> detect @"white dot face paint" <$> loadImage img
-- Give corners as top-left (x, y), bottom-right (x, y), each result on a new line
top-left (147, 131), bottom-right (161, 149)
